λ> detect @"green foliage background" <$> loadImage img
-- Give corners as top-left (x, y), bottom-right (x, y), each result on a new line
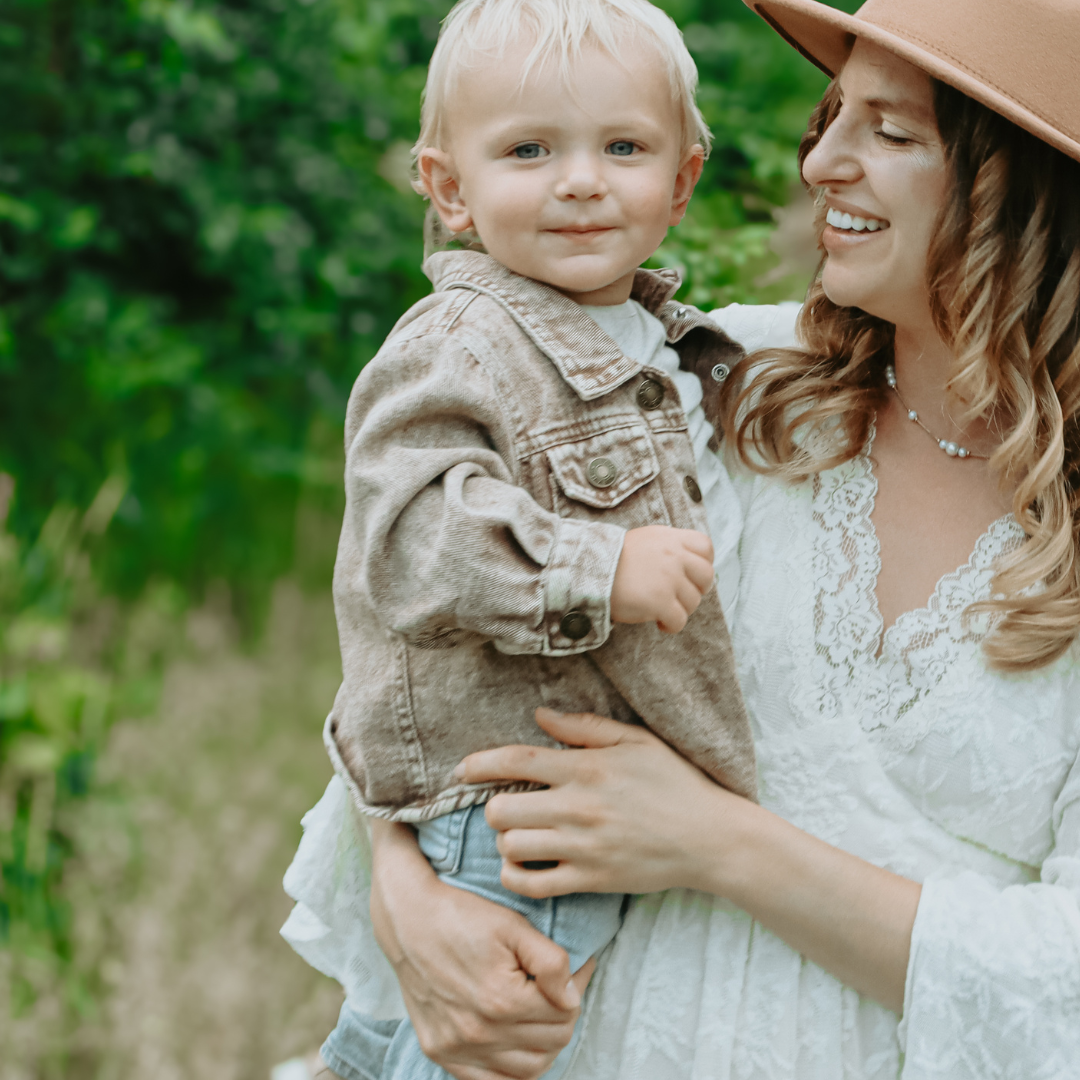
top-left (0, 0), bottom-right (857, 1037)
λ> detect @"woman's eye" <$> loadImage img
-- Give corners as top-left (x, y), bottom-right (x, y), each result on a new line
top-left (512, 143), bottom-right (546, 159)
top-left (876, 129), bottom-right (912, 146)
top-left (607, 140), bottom-right (637, 157)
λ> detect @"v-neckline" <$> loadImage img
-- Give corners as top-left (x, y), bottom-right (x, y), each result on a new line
top-left (855, 431), bottom-right (1018, 662)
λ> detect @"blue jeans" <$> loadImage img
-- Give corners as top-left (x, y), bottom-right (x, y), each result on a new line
top-left (321, 804), bottom-right (626, 1080)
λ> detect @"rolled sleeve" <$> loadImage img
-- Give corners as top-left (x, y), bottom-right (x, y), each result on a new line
top-left (515, 513), bottom-right (626, 655)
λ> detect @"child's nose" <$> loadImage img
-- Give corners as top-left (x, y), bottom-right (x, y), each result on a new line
top-left (554, 153), bottom-right (608, 200)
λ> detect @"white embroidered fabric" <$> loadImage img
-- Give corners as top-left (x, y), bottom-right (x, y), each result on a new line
top-left (281, 303), bottom-right (1080, 1079)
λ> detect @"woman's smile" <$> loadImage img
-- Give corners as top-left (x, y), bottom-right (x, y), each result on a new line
top-left (822, 202), bottom-right (891, 252)
top-left (823, 206), bottom-right (889, 233)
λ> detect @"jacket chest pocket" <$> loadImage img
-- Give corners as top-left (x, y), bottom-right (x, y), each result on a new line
top-left (546, 424), bottom-right (670, 526)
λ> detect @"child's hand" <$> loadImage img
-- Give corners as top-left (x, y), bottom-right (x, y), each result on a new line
top-left (610, 525), bottom-right (715, 633)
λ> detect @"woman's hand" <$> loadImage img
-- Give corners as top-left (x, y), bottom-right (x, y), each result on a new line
top-left (457, 708), bottom-right (922, 1014)
top-left (457, 707), bottom-right (736, 899)
top-left (368, 818), bottom-right (595, 1080)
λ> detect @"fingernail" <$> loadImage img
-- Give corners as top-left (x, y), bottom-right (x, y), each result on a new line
top-left (564, 979), bottom-right (581, 1008)
top-left (452, 760), bottom-right (466, 779)
top-left (536, 707), bottom-right (564, 719)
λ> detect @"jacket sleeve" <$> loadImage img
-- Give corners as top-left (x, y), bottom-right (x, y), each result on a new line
top-left (335, 331), bottom-right (626, 655)
top-left (897, 735), bottom-right (1080, 1078)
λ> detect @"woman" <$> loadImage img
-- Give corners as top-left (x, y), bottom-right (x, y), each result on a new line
top-left (283, 0), bottom-right (1080, 1076)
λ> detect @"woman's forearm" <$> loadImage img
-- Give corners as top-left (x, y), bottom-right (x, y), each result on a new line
top-left (694, 797), bottom-right (920, 1013)
top-left (368, 818), bottom-right (434, 967)
top-left (472, 711), bottom-right (921, 1015)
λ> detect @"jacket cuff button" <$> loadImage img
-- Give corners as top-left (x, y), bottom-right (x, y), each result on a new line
top-left (559, 610), bottom-right (592, 641)
top-left (711, 363), bottom-right (731, 383)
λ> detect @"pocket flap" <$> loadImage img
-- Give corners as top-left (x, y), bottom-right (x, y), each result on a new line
top-left (547, 425), bottom-right (660, 508)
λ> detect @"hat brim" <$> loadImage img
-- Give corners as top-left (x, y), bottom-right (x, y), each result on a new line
top-left (745, 0), bottom-right (1080, 165)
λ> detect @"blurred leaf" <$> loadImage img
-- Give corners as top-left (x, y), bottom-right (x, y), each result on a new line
top-left (149, 0), bottom-right (240, 61)
top-left (0, 194), bottom-right (39, 232)
top-left (0, 679), bottom-right (30, 721)
top-left (5, 615), bottom-right (69, 663)
top-left (7, 735), bottom-right (63, 777)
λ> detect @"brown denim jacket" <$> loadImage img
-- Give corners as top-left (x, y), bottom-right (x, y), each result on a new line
top-left (326, 250), bottom-right (756, 821)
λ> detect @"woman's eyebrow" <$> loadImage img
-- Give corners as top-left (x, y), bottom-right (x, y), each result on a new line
top-left (863, 95), bottom-right (935, 125)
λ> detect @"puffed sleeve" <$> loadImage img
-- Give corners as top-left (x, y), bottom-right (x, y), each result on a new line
top-left (898, 736), bottom-right (1080, 1077)
top-left (708, 301), bottom-right (802, 354)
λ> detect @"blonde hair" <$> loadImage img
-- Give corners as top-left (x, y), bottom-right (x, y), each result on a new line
top-left (723, 80), bottom-right (1080, 672)
top-left (413, 0), bottom-right (711, 171)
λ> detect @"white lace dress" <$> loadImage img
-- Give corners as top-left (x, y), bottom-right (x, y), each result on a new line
top-left (281, 304), bottom-right (1080, 1079)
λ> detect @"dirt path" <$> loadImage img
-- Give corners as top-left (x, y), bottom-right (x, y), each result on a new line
top-left (4, 582), bottom-right (349, 1080)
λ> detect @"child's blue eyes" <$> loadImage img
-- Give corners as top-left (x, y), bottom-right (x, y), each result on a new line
top-left (509, 141), bottom-right (638, 159)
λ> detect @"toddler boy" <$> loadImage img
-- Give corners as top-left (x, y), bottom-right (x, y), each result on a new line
top-left (323, 0), bottom-right (756, 1076)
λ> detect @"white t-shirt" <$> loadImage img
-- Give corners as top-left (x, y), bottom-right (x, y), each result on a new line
top-left (581, 298), bottom-right (759, 614)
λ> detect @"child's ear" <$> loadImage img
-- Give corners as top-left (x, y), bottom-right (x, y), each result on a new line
top-left (417, 148), bottom-right (474, 235)
top-left (668, 144), bottom-right (706, 226)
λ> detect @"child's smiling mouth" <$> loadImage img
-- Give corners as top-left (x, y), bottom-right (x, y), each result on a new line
top-left (545, 225), bottom-right (617, 241)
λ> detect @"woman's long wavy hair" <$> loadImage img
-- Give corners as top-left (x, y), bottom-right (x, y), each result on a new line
top-left (723, 79), bottom-right (1080, 671)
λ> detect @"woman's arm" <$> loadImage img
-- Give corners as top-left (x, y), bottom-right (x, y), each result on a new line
top-left (462, 709), bottom-right (921, 1014)
top-left (368, 819), bottom-right (596, 1080)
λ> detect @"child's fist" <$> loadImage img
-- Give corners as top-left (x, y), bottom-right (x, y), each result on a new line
top-left (610, 525), bottom-right (715, 633)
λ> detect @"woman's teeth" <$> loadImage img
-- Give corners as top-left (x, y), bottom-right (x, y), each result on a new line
top-left (826, 208), bottom-right (888, 232)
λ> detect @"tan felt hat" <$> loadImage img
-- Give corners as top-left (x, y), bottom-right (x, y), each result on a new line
top-left (742, 0), bottom-right (1080, 164)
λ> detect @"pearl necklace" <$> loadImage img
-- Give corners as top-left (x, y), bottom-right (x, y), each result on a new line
top-left (884, 364), bottom-right (989, 460)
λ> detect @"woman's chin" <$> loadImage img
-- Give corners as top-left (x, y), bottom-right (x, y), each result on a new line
top-left (819, 271), bottom-right (883, 316)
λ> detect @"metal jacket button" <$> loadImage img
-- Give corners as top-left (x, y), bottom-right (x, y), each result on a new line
top-left (684, 475), bottom-right (702, 503)
top-left (559, 610), bottom-right (592, 640)
top-left (636, 378), bottom-right (665, 410)
top-left (587, 457), bottom-right (619, 488)
top-left (711, 363), bottom-right (731, 383)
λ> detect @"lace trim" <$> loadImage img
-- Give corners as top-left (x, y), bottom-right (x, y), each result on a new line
top-left (883, 516), bottom-right (1025, 662)
top-left (801, 435), bottom-right (1025, 734)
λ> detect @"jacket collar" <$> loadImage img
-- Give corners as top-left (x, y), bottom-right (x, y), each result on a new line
top-left (424, 250), bottom-right (729, 401)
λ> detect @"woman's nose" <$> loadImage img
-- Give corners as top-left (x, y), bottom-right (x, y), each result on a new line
top-left (802, 116), bottom-right (863, 190)
top-left (554, 153), bottom-right (608, 200)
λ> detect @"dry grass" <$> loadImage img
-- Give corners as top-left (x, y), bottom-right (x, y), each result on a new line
top-left (2, 581), bottom-right (347, 1080)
